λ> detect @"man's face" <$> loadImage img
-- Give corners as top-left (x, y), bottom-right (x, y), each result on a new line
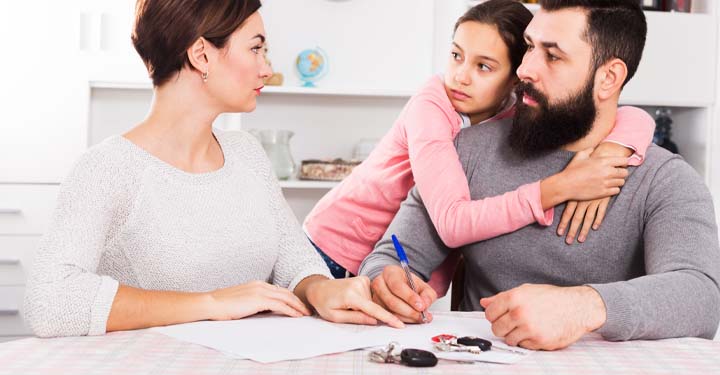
top-left (510, 8), bottom-right (599, 156)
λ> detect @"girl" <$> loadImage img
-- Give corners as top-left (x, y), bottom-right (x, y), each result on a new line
top-left (304, 0), bottom-right (654, 295)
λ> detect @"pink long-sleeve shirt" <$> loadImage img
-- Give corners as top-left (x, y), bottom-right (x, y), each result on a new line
top-left (304, 75), bottom-right (655, 295)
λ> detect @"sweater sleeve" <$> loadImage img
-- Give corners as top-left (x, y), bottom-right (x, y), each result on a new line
top-left (23, 152), bottom-right (122, 338)
top-left (404, 97), bottom-right (552, 249)
top-left (602, 106), bottom-right (656, 166)
top-left (588, 157), bottom-right (720, 340)
top-left (359, 186), bottom-right (451, 283)
top-left (242, 134), bottom-right (332, 290)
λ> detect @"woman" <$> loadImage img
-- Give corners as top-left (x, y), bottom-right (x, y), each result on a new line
top-left (304, 0), bottom-right (654, 295)
top-left (23, 0), bottom-right (403, 338)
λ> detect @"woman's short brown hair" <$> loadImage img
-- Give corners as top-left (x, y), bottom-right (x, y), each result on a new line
top-left (132, 0), bottom-right (262, 86)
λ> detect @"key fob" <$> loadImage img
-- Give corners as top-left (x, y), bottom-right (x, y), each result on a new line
top-left (400, 349), bottom-right (438, 367)
top-left (457, 336), bottom-right (492, 351)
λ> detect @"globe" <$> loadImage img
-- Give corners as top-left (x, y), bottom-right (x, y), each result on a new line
top-left (295, 48), bottom-right (328, 87)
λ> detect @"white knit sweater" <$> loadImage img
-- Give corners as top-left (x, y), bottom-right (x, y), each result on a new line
top-left (23, 129), bottom-right (331, 337)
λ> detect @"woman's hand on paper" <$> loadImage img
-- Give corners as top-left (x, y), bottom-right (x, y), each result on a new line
top-left (206, 281), bottom-right (312, 320)
top-left (305, 276), bottom-right (405, 328)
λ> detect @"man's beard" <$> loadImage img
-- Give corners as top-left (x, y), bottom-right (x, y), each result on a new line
top-left (510, 78), bottom-right (597, 157)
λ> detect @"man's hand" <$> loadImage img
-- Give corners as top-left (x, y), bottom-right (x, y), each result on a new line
top-left (480, 284), bottom-right (607, 350)
top-left (370, 265), bottom-right (438, 323)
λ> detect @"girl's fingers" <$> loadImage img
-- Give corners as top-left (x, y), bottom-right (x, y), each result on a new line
top-left (566, 202), bottom-right (590, 244)
top-left (578, 201), bottom-right (600, 243)
top-left (558, 201), bottom-right (578, 236)
top-left (593, 198), bottom-right (610, 230)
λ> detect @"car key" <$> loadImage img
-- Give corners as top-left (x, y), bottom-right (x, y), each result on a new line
top-left (399, 348), bottom-right (438, 367)
top-left (457, 336), bottom-right (527, 355)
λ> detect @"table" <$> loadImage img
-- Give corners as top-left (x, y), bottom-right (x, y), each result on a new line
top-left (1, 312), bottom-right (718, 374)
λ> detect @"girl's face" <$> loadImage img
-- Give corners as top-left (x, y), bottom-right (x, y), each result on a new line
top-left (206, 11), bottom-right (272, 113)
top-left (444, 21), bottom-right (517, 122)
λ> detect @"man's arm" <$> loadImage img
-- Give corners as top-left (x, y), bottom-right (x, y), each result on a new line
top-left (589, 157), bottom-right (720, 340)
top-left (358, 186), bottom-right (453, 322)
top-left (359, 186), bottom-right (452, 281)
top-left (480, 156), bottom-right (720, 351)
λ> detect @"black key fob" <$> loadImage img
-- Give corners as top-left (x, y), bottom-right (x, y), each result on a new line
top-left (400, 348), bottom-right (438, 367)
top-left (457, 336), bottom-right (492, 351)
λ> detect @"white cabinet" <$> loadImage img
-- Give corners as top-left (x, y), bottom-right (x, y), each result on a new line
top-left (0, 286), bottom-right (32, 337)
top-left (622, 12), bottom-right (716, 107)
top-left (0, 2), bottom-right (89, 184)
top-left (76, 0), bottom-right (149, 83)
top-left (0, 185), bottom-right (60, 235)
top-left (0, 185), bottom-right (55, 339)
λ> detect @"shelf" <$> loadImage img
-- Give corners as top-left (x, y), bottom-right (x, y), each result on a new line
top-left (618, 98), bottom-right (714, 108)
top-left (260, 86), bottom-right (413, 98)
top-left (89, 80), bottom-right (413, 98)
top-left (278, 179), bottom-right (339, 189)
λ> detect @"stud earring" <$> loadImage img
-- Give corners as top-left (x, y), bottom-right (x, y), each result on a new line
top-left (202, 70), bottom-right (208, 82)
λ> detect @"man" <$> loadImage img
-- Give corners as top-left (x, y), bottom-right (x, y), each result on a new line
top-left (359, 0), bottom-right (720, 350)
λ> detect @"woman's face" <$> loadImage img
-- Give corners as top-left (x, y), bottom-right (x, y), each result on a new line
top-left (444, 21), bottom-right (517, 121)
top-left (207, 11), bottom-right (272, 113)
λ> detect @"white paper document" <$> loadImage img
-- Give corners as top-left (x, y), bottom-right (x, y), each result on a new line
top-left (152, 314), bottom-right (531, 364)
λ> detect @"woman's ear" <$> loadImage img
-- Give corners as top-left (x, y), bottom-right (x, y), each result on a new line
top-left (596, 58), bottom-right (628, 101)
top-left (186, 37), bottom-right (210, 76)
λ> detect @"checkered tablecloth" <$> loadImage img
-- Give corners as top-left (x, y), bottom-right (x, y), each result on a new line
top-left (1, 312), bottom-right (718, 374)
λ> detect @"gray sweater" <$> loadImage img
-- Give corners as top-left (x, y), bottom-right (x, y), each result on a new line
top-left (359, 119), bottom-right (720, 341)
top-left (24, 129), bottom-right (331, 338)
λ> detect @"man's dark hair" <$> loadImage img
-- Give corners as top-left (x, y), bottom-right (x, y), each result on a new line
top-left (540, 0), bottom-right (647, 87)
top-left (455, 0), bottom-right (533, 76)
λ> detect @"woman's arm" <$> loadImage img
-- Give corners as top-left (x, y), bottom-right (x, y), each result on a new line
top-left (23, 153), bottom-right (124, 337)
top-left (106, 282), bottom-right (312, 332)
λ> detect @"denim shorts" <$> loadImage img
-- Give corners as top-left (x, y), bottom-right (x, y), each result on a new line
top-left (308, 237), bottom-right (353, 279)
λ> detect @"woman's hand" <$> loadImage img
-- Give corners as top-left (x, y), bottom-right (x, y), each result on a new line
top-left (206, 281), bottom-right (312, 320)
top-left (558, 143), bottom-right (634, 244)
top-left (305, 276), bottom-right (405, 328)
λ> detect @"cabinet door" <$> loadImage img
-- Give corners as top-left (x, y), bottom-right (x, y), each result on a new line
top-left (0, 2), bottom-right (89, 183)
top-left (78, 0), bottom-right (148, 83)
top-left (621, 12), bottom-right (716, 106)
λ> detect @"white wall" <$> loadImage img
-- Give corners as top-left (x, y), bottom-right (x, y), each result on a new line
top-left (260, 0), bottom-right (434, 92)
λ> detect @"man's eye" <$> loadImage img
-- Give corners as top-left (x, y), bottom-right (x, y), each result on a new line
top-left (547, 53), bottom-right (559, 61)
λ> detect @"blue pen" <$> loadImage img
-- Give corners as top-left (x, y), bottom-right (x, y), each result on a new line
top-left (391, 234), bottom-right (428, 322)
